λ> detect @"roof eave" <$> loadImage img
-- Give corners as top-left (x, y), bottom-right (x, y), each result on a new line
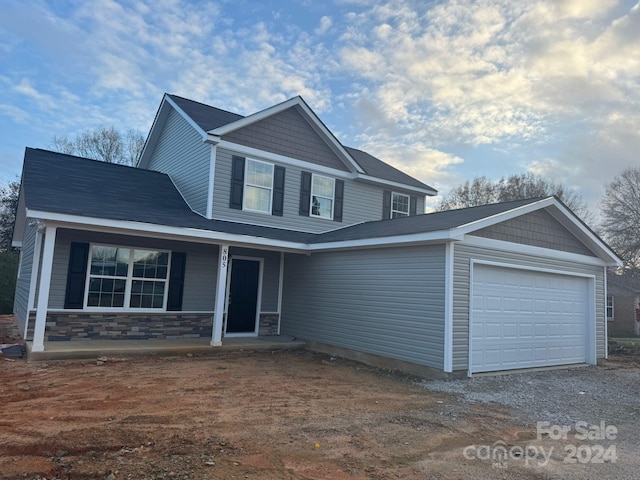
top-left (453, 197), bottom-right (622, 266)
top-left (138, 94), bottom-right (210, 168)
top-left (355, 173), bottom-right (437, 196)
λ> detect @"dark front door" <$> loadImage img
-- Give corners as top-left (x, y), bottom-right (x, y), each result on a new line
top-left (226, 259), bottom-right (260, 334)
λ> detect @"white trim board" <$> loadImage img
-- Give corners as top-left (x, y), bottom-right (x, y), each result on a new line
top-left (462, 235), bottom-right (617, 267)
top-left (443, 241), bottom-right (454, 373)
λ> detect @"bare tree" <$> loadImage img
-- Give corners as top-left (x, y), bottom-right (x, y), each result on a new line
top-left (0, 178), bottom-right (20, 251)
top-left (438, 172), bottom-right (593, 222)
top-left (601, 167), bottom-right (640, 275)
top-left (50, 126), bottom-right (145, 166)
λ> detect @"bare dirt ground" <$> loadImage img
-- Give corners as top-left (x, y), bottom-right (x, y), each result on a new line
top-left (0, 314), bottom-right (637, 480)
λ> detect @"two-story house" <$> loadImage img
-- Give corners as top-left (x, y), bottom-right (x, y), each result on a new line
top-left (12, 94), bottom-right (620, 376)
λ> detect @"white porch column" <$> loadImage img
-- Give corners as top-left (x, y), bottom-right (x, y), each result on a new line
top-left (32, 225), bottom-right (57, 352)
top-left (211, 244), bottom-right (229, 346)
top-left (26, 225), bottom-right (44, 338)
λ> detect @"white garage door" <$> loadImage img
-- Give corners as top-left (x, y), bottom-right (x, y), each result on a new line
top-left (471, 264), bottom-right (589, 373)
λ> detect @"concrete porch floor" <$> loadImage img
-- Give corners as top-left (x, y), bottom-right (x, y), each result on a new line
top-left (25, 335), bottom-right (306, 362)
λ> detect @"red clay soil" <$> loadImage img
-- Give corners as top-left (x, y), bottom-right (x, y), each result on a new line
top-left (0, 315), bottom-right (554, 479)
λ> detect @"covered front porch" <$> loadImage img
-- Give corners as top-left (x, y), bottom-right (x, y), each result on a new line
top-left (18, 220), bottom-right (303, 355)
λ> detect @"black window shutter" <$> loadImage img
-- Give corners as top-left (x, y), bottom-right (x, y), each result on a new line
top-left (410, 196), bottom-right (417, 216)
top-left (272, 166), bottom-right (285, 216)
top-left (167, 252), bottom-right (187, 311)
top-left (382, 190), bottom-right (391, 219)
top-left (229, 156), bottom-right (245, 209)
top-left (299, 171), bottom-right (312, 216)
top-left (64, 242), bottom-right (89, 309)
top-left (333, 179), bottom-right (344, 222)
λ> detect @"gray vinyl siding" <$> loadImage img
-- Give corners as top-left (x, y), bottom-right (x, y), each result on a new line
top-left (229, 247), bottom-right (281, 312)
top-left (145, 108), bottom-right (210, 215)
top-left (13, 222), bottom-right (37, 334)
top-left (212, 147), bottom-right (396, 233)
top-left (46, 229), bottom-right (219, 311)
top-left (222, 107), bottom-right (350, 172)
top-left (281, 245), bottom-right (446, 369)
top-left (472, 210), bottom-right (595, 256)
top-left (452, 243), bottom-right (606, 371)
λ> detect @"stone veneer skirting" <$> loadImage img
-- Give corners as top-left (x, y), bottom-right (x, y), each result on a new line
top-left (28, 311), bottom-right (281, 341)
top-left (258, 313), bottom-right (279, 336)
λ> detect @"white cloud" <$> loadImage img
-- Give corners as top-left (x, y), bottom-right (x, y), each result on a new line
top-left (0, 104), bottom-right (30, 123)
top-left (12, 78), bottom-right (58, 110)
top-left (316, 16), bottom-right (333, 35)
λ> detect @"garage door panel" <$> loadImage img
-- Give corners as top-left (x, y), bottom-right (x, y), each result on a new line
top-left (471, 264), bottom-right (589, 373)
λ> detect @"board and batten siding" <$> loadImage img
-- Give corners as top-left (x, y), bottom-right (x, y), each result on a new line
top-left (212, 147), bottom-right (419, 232)
top-left (452, 242), bottom-right (606, 372)
top-left (145, 107), bottom-right (210, 216)
top-left (229, 247), bottom-right (281, 312)
top-left (13, 222), bottom-right (38, 333)
top-left (42, 229), bottom-right (219, 311)
top-left (281, 245), bottom-right (446, 369)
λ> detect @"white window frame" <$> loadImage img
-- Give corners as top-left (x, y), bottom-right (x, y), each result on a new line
top-left (83, 243), bottom-right (172, 312)
top-left (310, 173), bottom-right (335, 220)
top-left (391, 192), bottom-right (410, 219)
top-left (243, 158), bottom-right (274, 214)
top-left (607, 295), bottom-right (614, 320)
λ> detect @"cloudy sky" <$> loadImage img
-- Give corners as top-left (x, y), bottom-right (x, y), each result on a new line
top-left (1, 0), bottom-right (638, 215)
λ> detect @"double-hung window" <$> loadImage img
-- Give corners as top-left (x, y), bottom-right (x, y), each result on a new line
top-left (244, 158), bottom-right (274, 213)
top-left (391, 192), bottom-right (410, 218)
top-left (606, 295), bottom-right (614, 320)
top-left (86, 245), bottom-right (170, 309)
top-left (311, 174), bottom-right (335, 219)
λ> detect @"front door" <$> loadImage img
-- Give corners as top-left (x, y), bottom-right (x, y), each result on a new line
top-left (225, 258), bottom-right (261, 335)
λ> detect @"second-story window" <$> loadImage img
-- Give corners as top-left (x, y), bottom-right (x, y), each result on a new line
top-left (391, 192), bottom-right (410, 218)
top-left (244, 158), bottom-right (274, 214)
top-left (311, 174), bottom-right (335, 219)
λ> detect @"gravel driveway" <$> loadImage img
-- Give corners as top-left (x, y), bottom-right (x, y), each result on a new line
top-left (420, 358), bottom-right (640, 479)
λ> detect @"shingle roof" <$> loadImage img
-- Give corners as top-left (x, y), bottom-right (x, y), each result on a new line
top-left (21, 148), bottom-right (312, 243)
top-left (310, 198), bottom-right (544, 243)
top-left (345, 147), bottom-right (433, 191)
top-left (167, 94), bottom-right (435, 193)
top-left (20, 148), bottom-right (543, 247)
top-left (167, 94), bottom-right (244, 132)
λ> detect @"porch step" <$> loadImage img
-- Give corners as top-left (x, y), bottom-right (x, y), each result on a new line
top-left (25, 337), bottom-right (306, 362)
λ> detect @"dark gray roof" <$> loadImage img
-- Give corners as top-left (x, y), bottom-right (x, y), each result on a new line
top-left (20, 148), bottom-right (544, 247)
top-left (167, 93), bottom-right (435, 193)
top-left (21, 148), bottom-right (312, 243)
top-left (167, 94), bottom-right (244, 132)
top-left (345, 147), bottom-right (434, 191)
top-left (310, 198), bottom-right (544, 243)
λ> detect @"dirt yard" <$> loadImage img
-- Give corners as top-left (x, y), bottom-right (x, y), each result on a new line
top-left (0, 315), bottom-right (637, 480)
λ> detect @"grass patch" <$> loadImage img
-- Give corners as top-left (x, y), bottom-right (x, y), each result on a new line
top-left (609, 337), bottom-right (640, 355)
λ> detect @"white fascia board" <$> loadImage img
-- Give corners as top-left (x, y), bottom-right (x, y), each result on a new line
top-left (544, 203), bottom-right (622, 266)
top-left (462, 235), bottom-right (618, 267)
top-left (164, 95), bottom-right (208, 140)
top-left (11, 240), bottom-right (22, 248)
top-left (26, 208), bottom-right (461, 253)
top-left (307, 230), bottom-right (455, 252)
top-left (453, 197), bottom-right (554, 236)
top-left (137, 96), bottom-right (174, 168)
top-left (210, 97), bottom-right (365, 174)
top-left (26, 209), bottom-right (309, 253)
top-left (216, 140), bottom-right (356, 180)
top-left (355, 174), bottom-right (437, 196)
top-left (453, 197), bottom-right (621, 265)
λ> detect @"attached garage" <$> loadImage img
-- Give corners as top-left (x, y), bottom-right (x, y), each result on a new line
top-left (469, 262), bottom-right (595, 374)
